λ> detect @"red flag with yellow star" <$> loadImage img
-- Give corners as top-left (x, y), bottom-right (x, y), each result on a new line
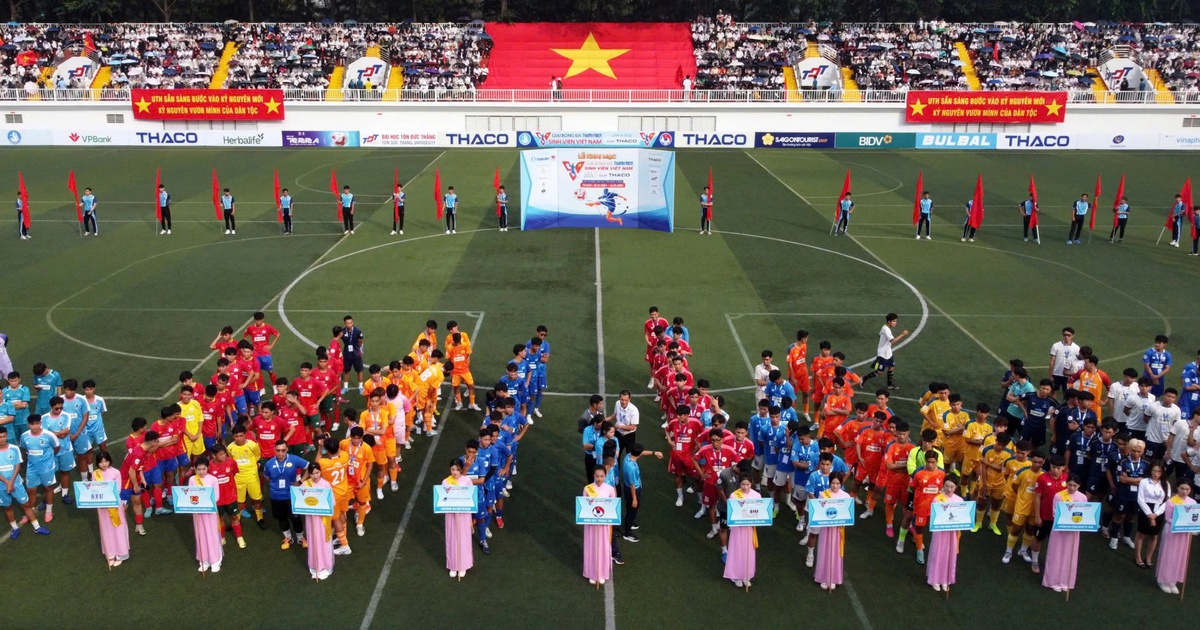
top-left (484, 23), bottom-right (696, 89)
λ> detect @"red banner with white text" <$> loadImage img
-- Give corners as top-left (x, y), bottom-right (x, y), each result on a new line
top-left (131, 89), bottom-right (285, 121)
top-left (905, 91), bottom-right (1066, 124)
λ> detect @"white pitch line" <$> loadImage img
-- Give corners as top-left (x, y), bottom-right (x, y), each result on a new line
top-left (744, 150), bottom-right (1005, 370)
top-left (358, 314), bottom-right (483, 630)
top-left (726, 313), bottom-right (756, 378)
top-left (594, 228), bottom-right (617, 630)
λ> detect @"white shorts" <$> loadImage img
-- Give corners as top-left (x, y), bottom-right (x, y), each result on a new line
top-left (792, 487), bottom-right (809, 503)
top-left (772, 469), bottom-right (791, 487)
top-left (752, 454), bottom-right (764, 471)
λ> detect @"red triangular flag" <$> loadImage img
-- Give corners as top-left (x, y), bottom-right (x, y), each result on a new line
top-left (394, 168), bottom-right (401, 222)
top-left (1167, 179), bottom-right (1190, 230)
top-left (968, 174), bottom-right (984, 230)
top-left (1090, 174), bottom-right (1101, 232)
top-left (1028, 174), bottom-right (1040, 228)
top-left (17, 172), bottom-right (30, 229)
top-left (912, 171), bottom-right (924, 226)
top-left (211, 168), bottom-right (222, 220)
top-left (706, 167), bottom-right (714, 221)
top-left (835, 169), bottom-right (851, 222)
top-left (274, 169), bottom-right (282, 223)
top-left (154, 168), bottom-right (162, 221)
top-left (67, 170), bottom-right (81, 222)
top-left (434, 168), bottom-right (443, 220)
top-left (1185, 178), bottom-right (1197, 240)
top-left (493, 167), bottom-right (502, 217)
top-left (1112, 173), bottom-right (1125, 228)
top-left (330, 169), bottom-right (341, 221)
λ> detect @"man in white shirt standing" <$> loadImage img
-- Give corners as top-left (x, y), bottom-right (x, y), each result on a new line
top-left (753, 351), bottom-right (774, 404)
top-left (1143, 387), bottom-right (1182, 462)
top-left (1107, 368), bottom-right (1139, 432)
top-left (609, 390), bottom-right (639, 454)
top-left (1049, 327), bottom-right (1080, 394)
top-left (1124, 377), bottom-right (1156, 441)
top-left (1165, 411), bottom-right (1195, 483)
top-left (861, 313), bottom-right (908, 391)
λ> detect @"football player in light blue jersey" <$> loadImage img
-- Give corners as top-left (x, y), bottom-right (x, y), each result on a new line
top-left (496, 185), bottom-right (509, 231)
top-left (3, 371), bottom-right (30, 440)
top-left (525, 326), bottom-right (550, 417)
top-left (916, 191), bottom-right (933, 239)
top-left (81, 379), bottom-right (110, 467)
top-left (31, 362), bottom-right (61, 415)
top-left (40, 397), bottom-right (75, 504)
top-left (81, 187), bottom-right (99, 235)
top-left (60, 379), bottom-right (92, 479)
top-left (0, 427), bottom-right (47, 537)
top-left (340, 185), bottom-right (355, 234)
top-left (19, 415), bottom-right (60, 520)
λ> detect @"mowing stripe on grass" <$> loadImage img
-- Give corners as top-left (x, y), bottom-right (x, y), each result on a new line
top-left (594, 228), bottom-right (617, 630)
top-left (743, 150), bottom-right (1007, 370)
top-left (359, 314), bottom-right (484, 630)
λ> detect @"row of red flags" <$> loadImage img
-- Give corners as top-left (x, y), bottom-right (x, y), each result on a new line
top-left (834, 169), bottom-right (1196, 239)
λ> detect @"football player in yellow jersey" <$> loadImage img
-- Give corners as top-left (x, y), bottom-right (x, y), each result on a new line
top-left (339, 426), bottom-right (374, 537)
top-left (413, 319), bottom-right (437, 352)
top-left (920, 383), bottom-right (951, 448)
top-left (1003, 448), bottom-right (1043, 565)
top-left (447, 332), bottom-right (480, 411)
top-left (361, 363), bottom-right (391, 401)
top-left (974, 432), bottom-right (1013, 534)
top-left (179, 385), bottom-right (206, 463)
top-left (445, 320), bottom-right (472, 353)
top-left (961, 402), bottom-right (994, 495)
top-left (1000, 441), bottom-right (1031, 517)
top-left (359, 390), bottom-right (398, 499)
top-left (409, 339), bottom-right (432, 373)
top-left (415, 350), bottom-right (451, 434)
top-left (940, 394), bottom-right (971, 471)
top-left (318, 436), bottom-right (352, 555)
top-left (227, 425), bottom-right (265, 525)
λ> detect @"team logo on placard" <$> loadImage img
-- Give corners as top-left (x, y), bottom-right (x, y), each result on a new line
top-left (562, 161), bottom-right (585, 180)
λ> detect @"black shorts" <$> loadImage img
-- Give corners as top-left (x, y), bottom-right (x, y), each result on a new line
top-left (873, 356), bottom-right (895, 370)
top-left (343, 354), bottom-right (364, 374)
top-left (905, 489), bottom-right (915, 512)
top-left (1035, 520), bottom-right (1053, 541)
top-left (1144, 441), bottom-right (1165, 462)
top-left (1114, 497), bottom-right (1138, 514)
top-left (1085, 475), bottom-right (1109, 497)
top-left (218, 502), bottom-right (239, 516)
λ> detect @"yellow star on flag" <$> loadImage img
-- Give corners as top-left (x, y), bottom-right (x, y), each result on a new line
top-left (1045, 100), bottom-right (1063, 116)
top-left (134, 97), bottom-right (152, 113)
top-left (264, 97), bottom-right (281, 114)
top-left (552, 33), bottom-right (630, 80)
top-left (909, 99), bottom-right (927, 116)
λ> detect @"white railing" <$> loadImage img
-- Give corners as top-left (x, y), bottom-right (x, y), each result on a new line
top-left (1, 87), bottom-right (1196, 105)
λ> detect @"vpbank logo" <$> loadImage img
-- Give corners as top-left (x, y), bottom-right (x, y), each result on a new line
top-left (6, 130), bottom-right (20, 145)
top-left (68, 132), bottom-right (113, 144)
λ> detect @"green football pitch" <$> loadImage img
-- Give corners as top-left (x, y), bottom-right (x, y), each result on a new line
top-left (1, 146), bottom-right (1197, 629)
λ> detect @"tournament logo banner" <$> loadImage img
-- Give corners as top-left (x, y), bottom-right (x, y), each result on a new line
top-left (520, 148), bottom-right (674, 232)
top-left (131, 89), bottom-right (285, 121)
top-left (517, 131), bottom-right (674, 149)
top-left (905, 91), bottom-right (1066, 124)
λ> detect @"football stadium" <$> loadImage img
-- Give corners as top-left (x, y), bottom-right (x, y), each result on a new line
top-left (1, 12), bottom-right (1200, 630)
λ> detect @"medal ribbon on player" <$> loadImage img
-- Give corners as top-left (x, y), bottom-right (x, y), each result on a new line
top-left (67, 170), bottom-right (81, 223)
top-left (1112, 173), bottom-right (1125, 228)
top-left (911, 170), bottom-right (923, 226)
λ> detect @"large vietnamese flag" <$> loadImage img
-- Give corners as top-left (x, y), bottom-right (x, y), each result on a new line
top-left (484, 23), bottom-right (697, 89)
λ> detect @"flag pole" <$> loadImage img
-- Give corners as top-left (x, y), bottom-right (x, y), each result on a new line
top-left (1157, 226), bottom-right (1167, 245)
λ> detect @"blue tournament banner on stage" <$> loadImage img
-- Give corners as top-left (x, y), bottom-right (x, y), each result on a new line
top-left (727, 497), bottom-right (774, 526)
top-left (807, 496), bottom-right (855, 528)
top-left (930, 501), bottom-right (976, 531)
top-left (72, 481), bottom-right (119, 509)
top-left (516, 131), bottom-right (674, 149)
top-left (171, 485), bottom-right (217, 514)
top-left (575, 496), bottom-right (622, 525)
top-left (1053, 501), bottom-right (1101, 531)
top-left (520, 148), bottom-right (674, 232)
top-left (291, 485), bottom-right (335, 516)
top-left (433, 485), bottom-right (480, 514)
top-left (1171, 502), bottom-right (1200, 533)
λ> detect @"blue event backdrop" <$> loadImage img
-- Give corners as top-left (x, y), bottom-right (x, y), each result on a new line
top-left (519, 148), bottom-right (674, 232)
